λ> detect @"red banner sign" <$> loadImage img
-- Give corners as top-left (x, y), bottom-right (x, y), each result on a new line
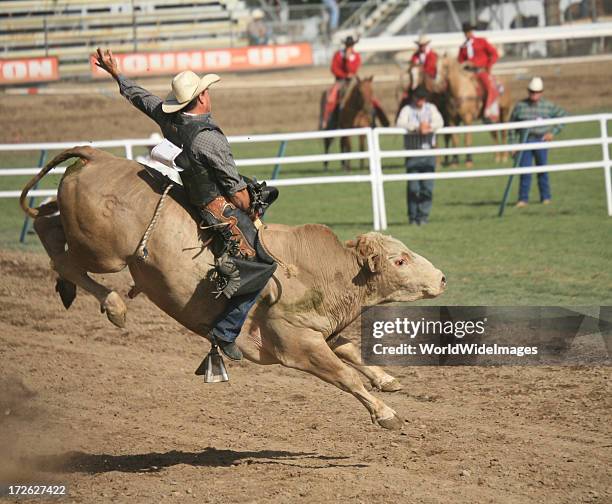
top-left (0, 57), bottom-right (59, 84)
top-left (90, 44), bottom-right (313, 78)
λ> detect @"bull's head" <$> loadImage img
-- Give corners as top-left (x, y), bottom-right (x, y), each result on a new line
top-left (347, 232), bottom-right (446, 303)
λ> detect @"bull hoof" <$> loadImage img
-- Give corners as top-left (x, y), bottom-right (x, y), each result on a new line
top-left (379, 378), bottom-right (403, 393)
top-left (55, 278), bottom-right (76, 309)
top-left (377, 413), bottom-right (404, 430)
top-left (101, 291), bottom-right (127, 328)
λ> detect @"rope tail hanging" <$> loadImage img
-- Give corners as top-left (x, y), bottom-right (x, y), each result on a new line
top-left (137, 183), bottom-right (173, 261)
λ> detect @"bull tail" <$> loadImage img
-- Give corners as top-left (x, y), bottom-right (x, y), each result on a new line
top-left (20, 146), bottom-right (94, 218)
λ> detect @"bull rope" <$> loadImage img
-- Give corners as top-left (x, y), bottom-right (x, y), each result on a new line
top-left (136, 183), bottom-right (173, 261)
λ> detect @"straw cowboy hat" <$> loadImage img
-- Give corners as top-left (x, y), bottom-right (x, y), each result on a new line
top-left (415, 34), bottom-right (431, 45)
top-left (252, 8), bottom-right (265, 19)
top-left (527, 76), bottom-right (544, 93)
top-left (162, 71), bottom-right (220, 113)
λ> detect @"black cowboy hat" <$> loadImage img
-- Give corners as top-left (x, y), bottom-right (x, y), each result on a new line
top-left (413, 86), bottom-right (429, 100)
top-left (462, 21), bottom-right (476, 32)
top-left (343, 36), bottom-right (358, 46)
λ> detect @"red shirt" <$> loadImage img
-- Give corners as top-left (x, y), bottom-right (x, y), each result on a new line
top-left (331, 49), bottom-right (361, 79)
top-left (458, 36), bottom-right (498, 70)
top-left (410, 48), bottom-right (438, 78)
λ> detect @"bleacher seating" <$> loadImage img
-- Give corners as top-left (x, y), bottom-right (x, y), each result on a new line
top-left (0, 0), bottom-right (250, 78)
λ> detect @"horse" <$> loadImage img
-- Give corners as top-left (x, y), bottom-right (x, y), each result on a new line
top-left (319, 76), bottom-right (389, 171)
top-left (436, 55), bottom-right (513, 167)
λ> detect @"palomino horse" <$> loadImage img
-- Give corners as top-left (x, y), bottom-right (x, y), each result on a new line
top-left (320, 76), bottom-right (389, 170)
top-left (436, 55), bottom-right (513, 167)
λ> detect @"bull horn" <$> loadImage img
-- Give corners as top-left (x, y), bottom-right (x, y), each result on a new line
top-left (19, 146), bottom-right (93, 218)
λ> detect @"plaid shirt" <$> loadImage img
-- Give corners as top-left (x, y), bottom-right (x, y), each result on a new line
top-left (509, 98), bottom-right (566, 143)
top-left (117, 75), bottom-right (246, 195)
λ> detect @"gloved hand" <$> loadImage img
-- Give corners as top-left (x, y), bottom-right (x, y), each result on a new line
top-left (214, 253), bottom-right (241, 299)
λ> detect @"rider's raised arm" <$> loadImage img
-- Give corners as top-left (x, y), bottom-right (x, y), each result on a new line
top-left (94, 47), bottom-right (165, 126)
top-left (116, 75), bottom-right (166, 126)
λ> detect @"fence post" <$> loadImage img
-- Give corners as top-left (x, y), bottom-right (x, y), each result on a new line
top-left (372, 128), bottom-right (388, 230)
top-left (601, 117), bottom-right (612, 216)
top-left (125, 142), bottom-right (134, 160)
top-left (366, 129), bottom-right (381, 231)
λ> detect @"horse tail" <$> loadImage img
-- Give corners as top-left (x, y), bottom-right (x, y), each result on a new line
top-left (20, 146), bottom-right (94, 218)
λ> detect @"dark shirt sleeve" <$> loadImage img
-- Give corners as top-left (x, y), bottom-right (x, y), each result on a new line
top-left (191, 130), bottom-right (246, 195)
top-left (117, 75), bottom-right (166, 126)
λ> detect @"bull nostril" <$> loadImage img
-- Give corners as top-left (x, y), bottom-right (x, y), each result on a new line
top-left (441, 275), bottom-right (447, 286)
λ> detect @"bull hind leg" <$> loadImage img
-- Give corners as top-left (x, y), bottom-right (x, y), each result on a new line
top-left (330, 336), bottom-right (402, 392)
top-left (263, 321), bottom-right (403, 430)
top-left (33, 212), bottom-right (127, 328)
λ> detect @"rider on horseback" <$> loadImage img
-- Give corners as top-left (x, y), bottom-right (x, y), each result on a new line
top-left (322, 36), bottom-right (361, 129)
top-left (95, 48), bottom-right (277, 362)
top-left (458, 22), bottom-right (500, 121)
top-left (411, 34), bottom-right (438, 79)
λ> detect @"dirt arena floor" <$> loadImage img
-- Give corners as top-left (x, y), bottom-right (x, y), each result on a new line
top-left (1, 60), bottom-right (611, 503)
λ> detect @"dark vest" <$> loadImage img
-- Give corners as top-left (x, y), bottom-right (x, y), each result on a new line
top-left (161, 114), bottom-right (223, 206)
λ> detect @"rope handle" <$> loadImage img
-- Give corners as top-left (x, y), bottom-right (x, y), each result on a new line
top-left (136, 183), bottom-right (173, 261)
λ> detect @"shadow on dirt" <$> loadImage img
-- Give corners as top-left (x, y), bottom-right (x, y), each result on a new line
top-left (31, 447), bottom-right (368, 473)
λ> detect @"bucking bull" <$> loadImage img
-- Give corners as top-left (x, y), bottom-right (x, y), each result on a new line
top-left (20, 146), bottom-right (446, 430)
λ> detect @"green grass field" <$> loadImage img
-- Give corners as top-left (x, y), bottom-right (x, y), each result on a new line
top-left (1, 118), bottom-right (611, 305)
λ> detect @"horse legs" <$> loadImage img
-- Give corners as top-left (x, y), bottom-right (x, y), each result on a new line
top-left (358, 133), bottom-right (366, 171)
top-left (450, 132), bottom-right (460, 167)
top-left (330, 335), bottom-right (403, 392)
top-left (262, 320), bottom-right (403, 429)
top-left (33, 212), bottom-right (127, 328)
top-left (465, 132), bottom-right (473, 168)
top-left (323, 137), bottom-right (333, 172)
top-left (491, 130), bottom-right (500, 163)
top-left (341, 136), bottom-right (351, 171)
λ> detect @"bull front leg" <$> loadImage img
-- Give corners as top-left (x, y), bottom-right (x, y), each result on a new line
top-left (329, 335), bottom-right (402, 392)
top-left (260, 319), bottom-right (404, 430)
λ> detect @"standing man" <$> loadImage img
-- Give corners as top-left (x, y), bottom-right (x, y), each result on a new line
top-left (94, 48), bottom-right (278, 361)
top-left (322, 36), bottom-right (361, 128)
top-left (410, 34), bottom-right (438, 79)
top-left (458, 22), bottom-right (499, 121)
top-left (510, 77), bottom-right (566, 207)
top-left (396, 86), bottom-right (444, 225)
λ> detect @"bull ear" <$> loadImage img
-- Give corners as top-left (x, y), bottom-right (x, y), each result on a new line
top-left (366, 253), bottom-right (382, 273)
top-left (351, 234), bottom-right (384, 273)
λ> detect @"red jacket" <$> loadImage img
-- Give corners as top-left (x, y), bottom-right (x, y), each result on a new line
top-left (331, 49), bottom-right (361, 79)
top-left (458, 36), bottom-right (498, 70)
top-left (410, 48), bottom-right (438, 78)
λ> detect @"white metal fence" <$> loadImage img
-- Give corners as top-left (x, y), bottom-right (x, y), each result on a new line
top-left (1, 113), bottom-right (611, 232)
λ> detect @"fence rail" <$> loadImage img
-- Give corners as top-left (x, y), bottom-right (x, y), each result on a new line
top-left (0, 114), bottom-right (610, 232)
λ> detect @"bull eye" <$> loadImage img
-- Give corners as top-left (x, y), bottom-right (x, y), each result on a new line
top-left (394, 258), bottom-right (405, 267)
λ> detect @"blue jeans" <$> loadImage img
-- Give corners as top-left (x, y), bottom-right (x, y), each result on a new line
top-left (518, 137), bottom-right (551, 202)
top-left (406, 156), bottom-right (436, 222)
top-left (212, 291), bottom-right (261, 343)
top-left (323, 0), bottom-right (339, 30)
